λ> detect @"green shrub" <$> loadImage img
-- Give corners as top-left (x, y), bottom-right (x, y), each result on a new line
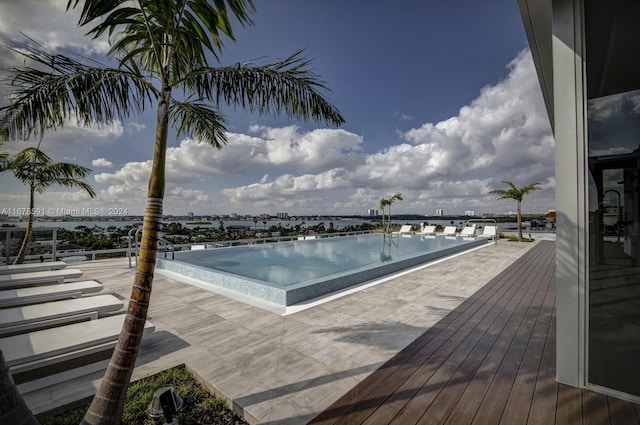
top-left (39, 365), bottom-right (246, 425)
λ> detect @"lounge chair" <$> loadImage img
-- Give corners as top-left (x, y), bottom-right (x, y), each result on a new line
top-left (418, 225), bottom-right (437, 236)
top-left (0, 294), bottom-right (123, 337)
top-left (0, 280), bottom-right (103, 308)
top-left (439, 226), bottom-right (458, 237)
top-left (460, 224), bottom-right (477, 238)
top-left (0, 314), bottom-right (155, 376)
top-left (396, 225), bottom-right (413, 234)
top-left (0, 261), bottom-right (67, 275)
top-left (0, 268), bottom-right (84, 289)
top-left (478, 225), bottom-right (498, 240)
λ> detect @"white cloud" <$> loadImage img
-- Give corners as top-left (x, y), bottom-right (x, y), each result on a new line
top-left (247, 125), bottom-right (365, 172)
top-left (92, 158), bottom-right (114, 168)
top-left (126, 122), bottom-right (146, 133)
top-left (89, 49), bottom-right (554, 215)
top-left (38, 120), bottom-right (124, 151)
top-left (0, 0), bottom-right (110, 57)
top-left (217, 50), bottom-right (554, 214)
top-left (3, 48), bottom-right (554, 216)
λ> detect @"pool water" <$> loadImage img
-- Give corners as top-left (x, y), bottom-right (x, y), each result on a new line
top-left (156, 233), bottom-right (487, 306)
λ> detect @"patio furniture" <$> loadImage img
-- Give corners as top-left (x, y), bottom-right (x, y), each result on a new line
top-left (0, 280), bottom-right (103, 308)
top-left (1, 314), bottom-right (156, 376)
top-left (0, 261), bottom-right (67, 275)
top-left (0, 294), bottom-right (123, 337)
top-left (0, 269), bottom-right (84, 289)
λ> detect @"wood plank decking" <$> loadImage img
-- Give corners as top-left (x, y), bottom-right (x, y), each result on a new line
top-left (310, 241), bottom-right (640, 425)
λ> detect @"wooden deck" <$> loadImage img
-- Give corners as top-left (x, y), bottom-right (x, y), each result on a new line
top-left (310, 241), bottom-right (640, 425)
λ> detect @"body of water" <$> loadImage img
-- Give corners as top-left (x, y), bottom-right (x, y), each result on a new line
top-left (158, 233), bottom-right (487, 306)
top-left (0, 218), bottom-right (506, 231)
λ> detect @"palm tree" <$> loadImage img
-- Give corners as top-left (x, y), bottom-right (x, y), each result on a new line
top-left (386, 192), bottom-right (403, 232)
top-left (0, 1), bottom-right (344, 424)
top-left (489, 181), bottom-right (542, 241)
top-left (5, 146), bottom-right (96, 264)
top-left (379, 197), bottom-right (389, 232)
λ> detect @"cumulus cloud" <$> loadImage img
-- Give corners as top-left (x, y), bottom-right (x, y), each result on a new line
top-left (36, 120), bottom-right (124, 151)
top-left (220, 50), bottom-right (554, 214)
top-left (126, 122), bottom-right (146, 133)
top-left (0, 0), bottom-right (109, 57)
top-left (92, 158), bottom-right (114, 168)
top-left (222, 169), bottom-right (351, 202)
top-left (26, 49), bottom-right (553, 216)
top-left (248, 125), bottom-right (365, 172)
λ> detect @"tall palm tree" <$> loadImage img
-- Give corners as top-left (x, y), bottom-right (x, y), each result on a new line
top-left (0, 1), bottom-right (343, 424)
top-left (6, 146), bottom-right (96, 264)
top-left (489, 181), bottom-right (542, 241)
top-left (379, 197), bottom-right (389, 232)
top-left (386, 192), bottom-right (403, 232)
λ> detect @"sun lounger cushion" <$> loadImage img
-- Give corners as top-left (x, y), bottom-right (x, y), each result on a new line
top-left (0, 314), bottom-right (155, 373)
top-left (478, 225), bottom-right (498, 240)
top-left (0, 261), bottom-right (67, 275)
top-left (440, 226), bottom-right (457, 236)
top-left (0, 280), bottom-right (103, 308)
top-left (396, 225), bottom-right (413, 234)
top-left (460, 225), bottom-right (477, 238)
top-left (419, 225), bottom-right (437, 235)
top-left (0, 269), bottom-right (83, 289)
top-left (0, 294), bottom-right (123, 336)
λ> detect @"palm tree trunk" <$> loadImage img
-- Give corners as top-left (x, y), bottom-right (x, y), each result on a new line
top-left (81, 92), bottom-right (169, 425)
top-left (387, 206), bottom-right (392, 233)
top-left (0, 349), bottom-right (40, 425)
top-left (517, 200), bottom-right (523, 241)
top-left (380, 208), bottom-right (385, 232)
top-left (14, 188), bottom-right (35, 265)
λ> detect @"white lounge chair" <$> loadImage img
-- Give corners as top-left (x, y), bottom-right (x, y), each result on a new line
top-left (0, 314), bottom-right (155, 375)
top-left (0, 261), bottom-right (67, 275)
top-left (0, 294), bottom-right (123, 337)
top-left (418, 225), bottom-right (437, 236)
top-left (0, 280), bottom-right (103, 308)
top-left (0, 268), bottom-right (83, 289)
top-left (396, 225), bottom-right (413, 234)
top-left (478, 225), bottom-right (498, 240)
top-left (439, 226), bottom-right (458, 237)
top-left (460, 224), bottom-right (477, 238)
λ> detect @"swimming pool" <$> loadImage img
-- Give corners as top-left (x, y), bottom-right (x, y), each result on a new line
top-left (156, 233), bottom-right (487, 306)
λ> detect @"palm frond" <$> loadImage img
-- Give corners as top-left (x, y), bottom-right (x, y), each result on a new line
top-left (6, 147), bottom-right (95, 196)
top-left (169, 100), bottom-right (228, 148)
top-left (183, 50), bottom-right (345, 126)
top-left (0, 45), bottom-right (155, 141)
top-left (488, 181), bottom-right (542, 201)
top-left (67, 0), bottom-right (256, 77)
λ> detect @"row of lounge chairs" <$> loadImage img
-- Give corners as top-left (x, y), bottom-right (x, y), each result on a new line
top-left (0, 260), bottom-right (155, 393)
top-left (397, 224), bottom-right (498, 240)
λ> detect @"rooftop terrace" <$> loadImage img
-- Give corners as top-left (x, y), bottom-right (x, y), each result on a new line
top-left (21, 238), bottom-right (639, 424)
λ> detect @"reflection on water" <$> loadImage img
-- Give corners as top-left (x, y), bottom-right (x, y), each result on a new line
top-left (174, 233), bottom-right (472, 287)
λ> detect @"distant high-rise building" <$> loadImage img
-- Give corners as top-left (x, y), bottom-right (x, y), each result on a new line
top-left (435, 208), bottom-right (444, 216)
top-left (464, 210), bottom-right (475, 216)
top-left (187, 211), bottom-right (194, 218)
top-left (277, 212), bottom-right (289, 219)
top-left (368, 209), bottom-right (378, 217)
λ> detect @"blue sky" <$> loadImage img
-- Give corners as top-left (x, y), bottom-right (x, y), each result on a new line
top-left (0, 0), bottom-right (554, 217)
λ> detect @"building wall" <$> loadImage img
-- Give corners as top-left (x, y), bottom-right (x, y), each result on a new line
top-left (552, 0), bottom-right (588, 388)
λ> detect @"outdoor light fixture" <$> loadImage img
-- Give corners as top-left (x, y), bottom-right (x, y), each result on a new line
top-left (148, 387), bottom-right (184, 425)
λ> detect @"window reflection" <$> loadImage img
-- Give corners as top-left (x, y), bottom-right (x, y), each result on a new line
top-left (588, 89), bottom-right (640, 396)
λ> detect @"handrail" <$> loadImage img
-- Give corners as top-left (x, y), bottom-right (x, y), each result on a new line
top-left (158, 237), bottom-right (174, 260)
top-left (3, 230), bottom-right (374, 265)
